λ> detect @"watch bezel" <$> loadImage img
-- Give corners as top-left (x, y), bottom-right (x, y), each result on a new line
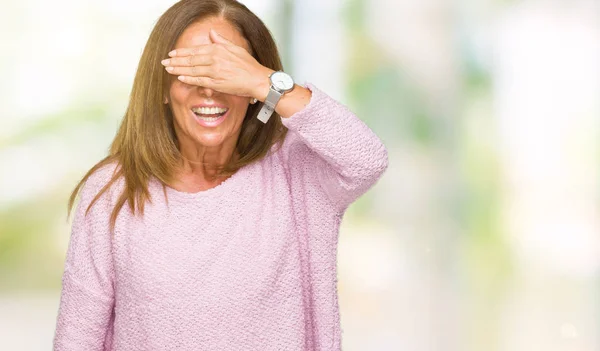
top-left (270, 71), bottom-right (294, 92)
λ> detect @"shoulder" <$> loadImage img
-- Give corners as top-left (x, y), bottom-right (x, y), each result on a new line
top-left (78, 161), bottom-right (123, 207)
top-left (87, 161), bottom-right (120, 186)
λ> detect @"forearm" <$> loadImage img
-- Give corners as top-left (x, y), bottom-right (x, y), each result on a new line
top-left (278, 83), bottom-right (389, 211)
top-left (276, 84), bottom-right (312, 118)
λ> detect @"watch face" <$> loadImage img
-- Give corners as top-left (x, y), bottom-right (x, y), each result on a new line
top-left (271, 71), bottom-right (294, 91)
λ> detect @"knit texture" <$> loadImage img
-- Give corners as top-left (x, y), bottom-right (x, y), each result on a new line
top-left (53, 83), bottom-right (388, 351)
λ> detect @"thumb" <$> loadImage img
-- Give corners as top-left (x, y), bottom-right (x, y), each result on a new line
top-left (209, 29), bottom-right (234, 46)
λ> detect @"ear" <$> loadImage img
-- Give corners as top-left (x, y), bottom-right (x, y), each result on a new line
top-left (164, 97), bottom-right (169, 104)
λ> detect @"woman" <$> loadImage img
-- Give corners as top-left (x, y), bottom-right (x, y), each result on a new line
top-left (53, 0), bottom-right (388, 350)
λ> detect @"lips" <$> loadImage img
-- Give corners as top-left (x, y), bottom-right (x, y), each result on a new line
top-left (190, 107), bottom-right (229, 127)
top-left (192, 106), bottom-right (228, 117)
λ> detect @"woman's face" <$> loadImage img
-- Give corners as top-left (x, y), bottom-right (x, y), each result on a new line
top-left (167, 17), bottom-right (253, 151)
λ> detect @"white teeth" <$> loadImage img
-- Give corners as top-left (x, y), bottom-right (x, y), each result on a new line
top-left (191, 106), bottom-right (228, 115)
top-left (196, 116), bottom-right (221, 122)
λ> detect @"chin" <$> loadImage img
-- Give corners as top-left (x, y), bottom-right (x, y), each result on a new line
top-left (194, 133), bottom-right (228, 148)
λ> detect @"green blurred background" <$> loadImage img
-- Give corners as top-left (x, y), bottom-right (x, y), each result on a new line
top-left (1, 0), bottom-right (599, 350)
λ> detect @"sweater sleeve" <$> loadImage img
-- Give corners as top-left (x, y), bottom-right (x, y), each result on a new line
top-left (279, 82), bottom-right (389, 213)
top-left (53, 170), bottom-right (116, 351)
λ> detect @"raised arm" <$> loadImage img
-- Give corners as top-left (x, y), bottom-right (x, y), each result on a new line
top-left (54, 171), bottom-right (116, 350)
top-left (278, 83), bottom-right (389, 213)
top-left (160, 30), bottom-right (388, 213)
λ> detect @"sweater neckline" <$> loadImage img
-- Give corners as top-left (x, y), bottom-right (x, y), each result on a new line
top-left (160, 162), bottom-right (251, 202)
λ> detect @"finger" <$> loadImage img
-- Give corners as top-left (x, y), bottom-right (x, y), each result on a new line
top-left (209, 29), bottom-right (236, 47)
top-left (161, 54), bottom-right (213, 67)
top-left (168, 45), bottom-right (213, 58)
top-left (177, 75), bottom-right (216, 88)
top-left (209, 29), bottom-right (246, 54)
top-left (164, 65), bottom-right (214, 77)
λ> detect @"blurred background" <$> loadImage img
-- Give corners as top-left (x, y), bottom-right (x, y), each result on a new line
top-left (1, 0), bottom-right (599, 350)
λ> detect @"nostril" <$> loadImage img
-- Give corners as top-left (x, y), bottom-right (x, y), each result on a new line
top-left (199, 86), bottom-right (214, 95)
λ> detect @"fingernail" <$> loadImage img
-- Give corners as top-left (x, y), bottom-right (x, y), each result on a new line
top-left (177, 76), bottom-right (185, 81)
top-left (161, 59), bottom-right (170, 65)
top-left (168, 50), bottom-right (176, 57)
top-left (166, 66), bottom-right (174, 72)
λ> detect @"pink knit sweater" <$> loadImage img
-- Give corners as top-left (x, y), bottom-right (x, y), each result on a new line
top-left (53, 83), bottom-right (388, 351)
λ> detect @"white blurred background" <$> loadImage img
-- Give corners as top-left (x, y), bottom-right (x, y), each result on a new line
top-left (0, 0), bottom-right (599, 350)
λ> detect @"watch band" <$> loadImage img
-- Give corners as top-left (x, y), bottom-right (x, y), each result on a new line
top-left (257, 87), bottom-right (283, 124)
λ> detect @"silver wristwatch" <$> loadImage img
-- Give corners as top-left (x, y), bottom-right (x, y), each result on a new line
top-left (257, 71), bottom-right (295, 123)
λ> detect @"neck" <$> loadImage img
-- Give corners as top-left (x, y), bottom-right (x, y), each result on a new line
top-left (169, 148), bottom-right (239, 193)
top-left (178, 150), bottom-right (238, 179)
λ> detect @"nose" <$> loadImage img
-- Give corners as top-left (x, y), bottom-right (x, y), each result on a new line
top-left (198, 85), bottom-right (215, 97)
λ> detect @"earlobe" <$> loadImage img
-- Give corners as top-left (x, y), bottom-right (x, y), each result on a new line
top-left (164, 97), bottom-right (169, 104)
top-left (250, 98), bottom-right (258, 105)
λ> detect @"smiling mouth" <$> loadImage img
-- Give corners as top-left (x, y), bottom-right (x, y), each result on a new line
top-left (191, 106), bottom-right (228, 120)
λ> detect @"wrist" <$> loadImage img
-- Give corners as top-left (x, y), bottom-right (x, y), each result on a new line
top-left (254, 67), bottom-right (275, 102)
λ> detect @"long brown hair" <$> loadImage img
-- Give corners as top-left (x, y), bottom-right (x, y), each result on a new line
top-left (68, 0), bottom-right (288, 231)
